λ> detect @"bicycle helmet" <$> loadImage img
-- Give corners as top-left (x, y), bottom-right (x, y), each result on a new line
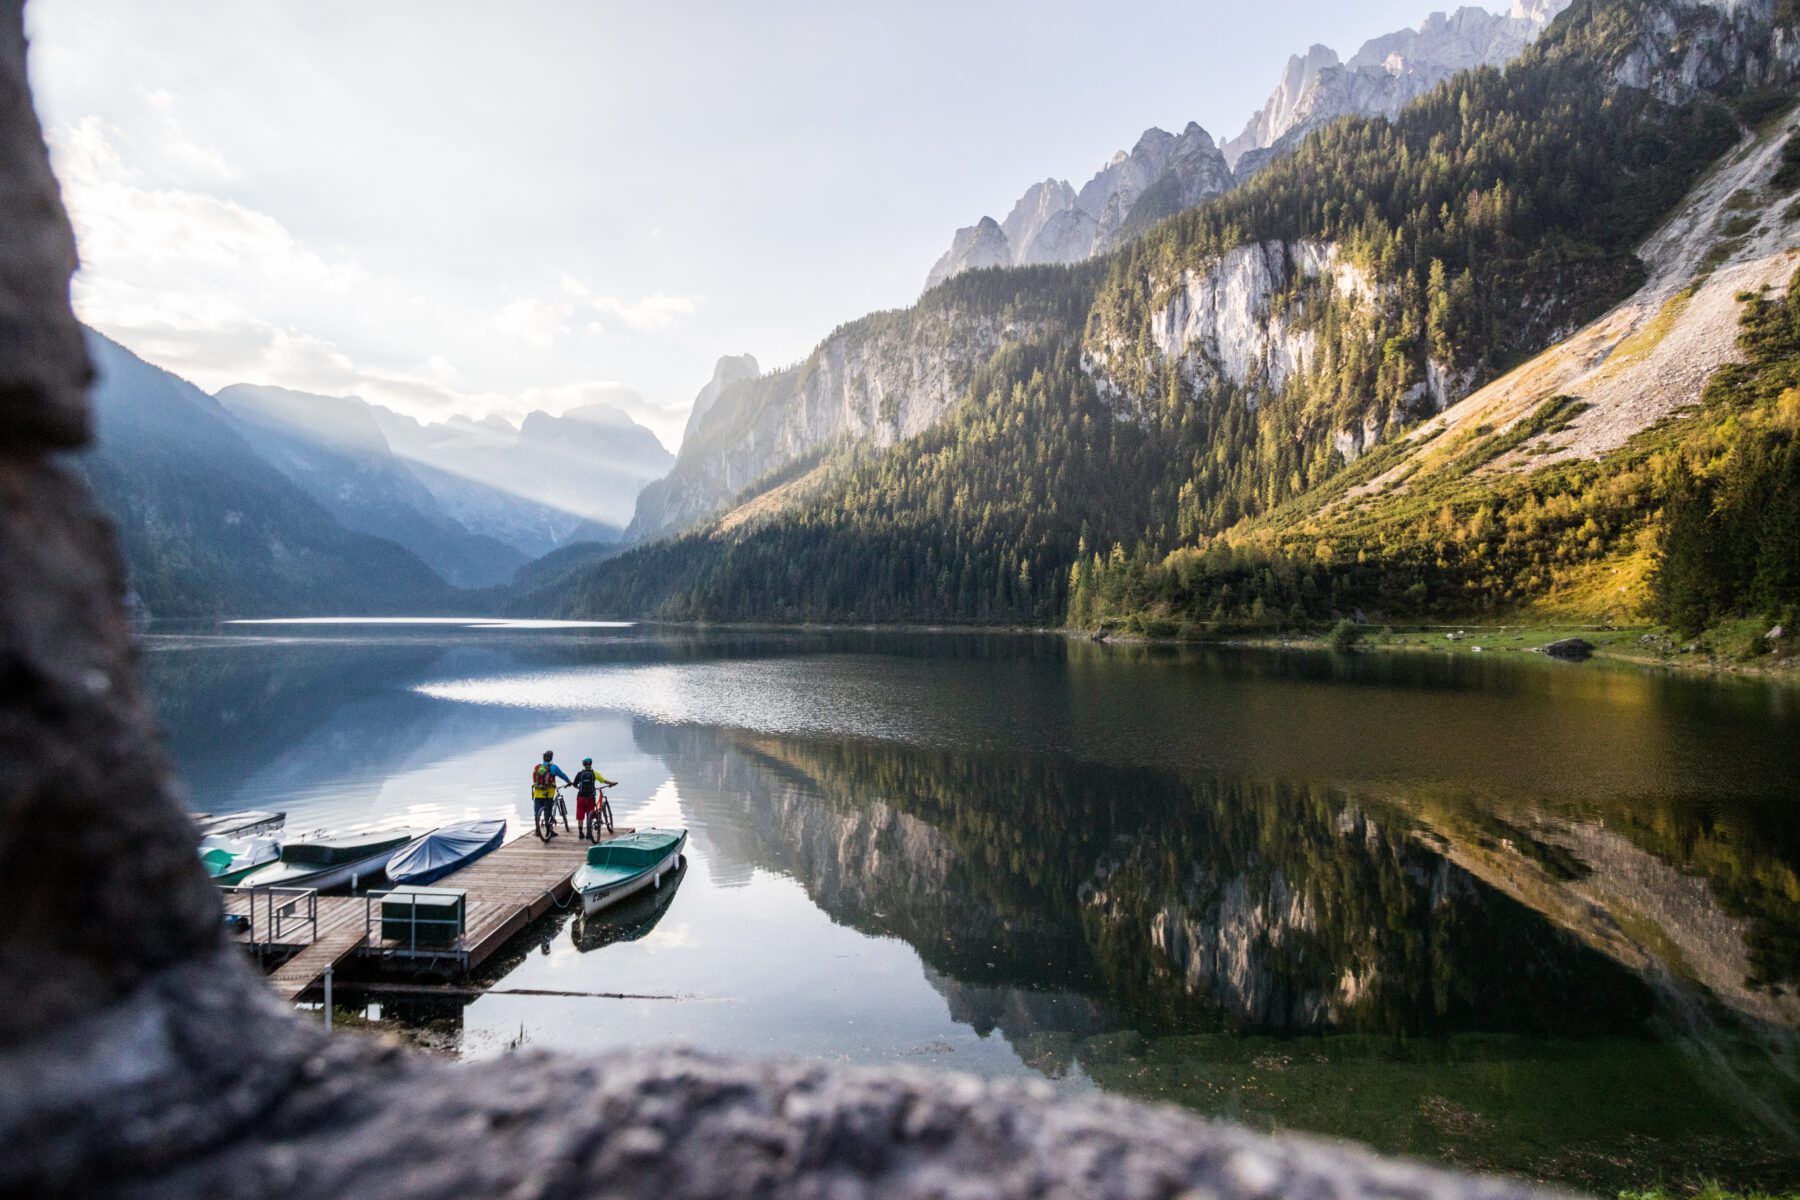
top-left (582, 757), bottom-right (592, 767)
top-left (543, 750), bottom-right (554, 762)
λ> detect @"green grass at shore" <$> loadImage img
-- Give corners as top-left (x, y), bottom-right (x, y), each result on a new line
top-left (1249, 620), bottom-right (1798, 677)
top-left (1621, 1186), bottom-right (1800, 1200)
top-left (1068, 1030), bottom-right (1800, 1196)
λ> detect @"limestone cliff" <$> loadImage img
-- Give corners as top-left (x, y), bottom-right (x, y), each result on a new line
top-left (680, 352), bottom-right (761, 446)
top-left (627, 268), bottom-right (1087, 543)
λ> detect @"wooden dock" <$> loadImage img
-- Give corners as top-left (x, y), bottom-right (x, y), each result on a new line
top-left (267, 922), bottom-right (366, 1002)
top-left (226, 829), bottom-right (633, 1002)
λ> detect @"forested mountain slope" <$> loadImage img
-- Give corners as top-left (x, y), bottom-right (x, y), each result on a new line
top-left (540, 0), bottom-right (1798, 638)
top-left (625, 266), bottom-right (1098, 543)
top-left (73, 333), bottom-right (451, 618)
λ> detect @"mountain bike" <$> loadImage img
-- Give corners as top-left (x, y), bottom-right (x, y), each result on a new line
top-left (583, 784), bottom-right (616, 841)
top-left (535, 785), bottom-right (568, 842)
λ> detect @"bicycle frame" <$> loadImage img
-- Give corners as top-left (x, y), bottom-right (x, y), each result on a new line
top-left (534, 784), bottom-right (567, 840)
top-left (584, 785), bottom-right (616, 839)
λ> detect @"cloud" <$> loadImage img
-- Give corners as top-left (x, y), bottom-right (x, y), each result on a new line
top-left (44, 103), bottom-right (696, 451)
top-left (562, 275), bottom-right (702, 332)
top-left (489, 277), bottom-right (702, 346)
top-left (52, 116), bottom-right (352, 291)
top-left (490, 296), bottom-right (570, 347)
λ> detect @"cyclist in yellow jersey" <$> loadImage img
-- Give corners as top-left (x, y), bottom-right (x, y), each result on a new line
top-left (531, 750), bottom-right (572, 840)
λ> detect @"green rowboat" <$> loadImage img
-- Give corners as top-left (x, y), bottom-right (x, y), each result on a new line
top-left (573, 828), bottom-right (686, 917)
top-left (199, 834), bottom-right (280, 886)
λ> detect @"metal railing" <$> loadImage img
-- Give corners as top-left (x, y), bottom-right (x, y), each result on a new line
top-left (219, 885), bottom-right (319, 951)
top-left (364, 889), bottom-right (467, 961)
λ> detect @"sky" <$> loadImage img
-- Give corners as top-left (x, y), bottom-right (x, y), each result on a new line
top-left (26, 0), bottom-right (1444, 450)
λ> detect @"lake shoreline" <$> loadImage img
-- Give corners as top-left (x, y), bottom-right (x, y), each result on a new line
top-left (1080, 623), bottom-right (1800, 681)
top-left (594, 615), bottom-right (1799, 681)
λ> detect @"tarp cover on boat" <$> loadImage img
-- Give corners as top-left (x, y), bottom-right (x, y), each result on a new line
top-left (585, 829), bottom-right (683, 869)
top-left (387, 819), bottom-right (506, 886)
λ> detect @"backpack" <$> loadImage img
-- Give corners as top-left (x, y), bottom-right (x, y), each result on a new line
top-left (532, 763), bottom-right (551, 789)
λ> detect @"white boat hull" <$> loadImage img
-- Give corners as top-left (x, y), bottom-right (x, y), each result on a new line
top-left (244, 848), bottom-right (400, 892)
top-left (577, 838), bottom-right (686, 918)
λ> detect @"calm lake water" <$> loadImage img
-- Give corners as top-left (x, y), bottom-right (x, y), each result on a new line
top-left (141, 621), bottom-right (1800, 1193)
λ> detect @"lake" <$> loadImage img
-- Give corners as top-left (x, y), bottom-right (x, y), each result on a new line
top-left (141, 620), bottom-right (1800, 1193)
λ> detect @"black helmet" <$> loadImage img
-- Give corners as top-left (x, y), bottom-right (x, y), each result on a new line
top-left (582, 757), bottom-right (593, 767)
top-left (542, 750), bottom-right (554, 762)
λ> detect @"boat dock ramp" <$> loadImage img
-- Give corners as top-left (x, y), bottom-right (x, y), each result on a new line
top-left (223, 830), bottom-right (632, 1002)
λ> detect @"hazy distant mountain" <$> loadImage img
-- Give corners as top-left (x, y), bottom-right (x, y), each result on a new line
top-left (1222, 2), bottom-right (1572, 174)
top-left (75, 332), bottom-right (449, 617)
top-left (926, 123), bottom-right (1232, 288)
top-left (215, 383), bottom-right (527, 588)
top-left (371, 399), bottom-right (671, 558)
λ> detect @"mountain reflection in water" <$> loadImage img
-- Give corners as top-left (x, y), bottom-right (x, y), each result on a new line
top-left (140, 624), bottom-right (1800, 1191)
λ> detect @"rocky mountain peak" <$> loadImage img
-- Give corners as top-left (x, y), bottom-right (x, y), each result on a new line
top-left (683, 352), bottom-right (762, 443)
top-left (921, 3), bottom-right (1574, 287)
top-left (1131, 126), bottom-right (1176, 156)
top-left (925, 215), bottom-right (1013, 291)
top-left (557, 401), bottom-right (638, 431)
top-left (925, 123), bottom-right (1230, 288)
top-left (1175, 120), bottom-right (1218, 150)
top-left (1510, 0), bottom-right (1564, 19)
top-left (1225, 1), bottom-right (1572, 173)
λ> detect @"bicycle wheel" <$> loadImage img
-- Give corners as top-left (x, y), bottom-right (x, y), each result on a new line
top-left (600, 797), bottom-right (614, 836)
top-left (559, 796), bottom-right (571, 831)
top-left (535, 803), bottom-right (552, 841)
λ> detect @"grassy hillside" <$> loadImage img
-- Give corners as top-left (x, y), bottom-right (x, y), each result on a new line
top-left (1074, 267), bottom-right (1798, 651)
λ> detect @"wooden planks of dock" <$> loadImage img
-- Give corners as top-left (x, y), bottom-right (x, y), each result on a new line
top-left (245, 828), bottom-right (634, 1002)
top-left (267, 922), bottom-right (366, 1002)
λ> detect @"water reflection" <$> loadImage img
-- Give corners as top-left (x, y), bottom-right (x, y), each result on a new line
top-left (139, 624), bottom-right (1800, 1191)
top-left (571, 860), bottom-right (688, 953)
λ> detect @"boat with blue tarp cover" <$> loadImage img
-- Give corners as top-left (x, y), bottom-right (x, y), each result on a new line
top-left (386, 819), bottom-right (507, 886)
top-left (572, 828), bottom-right (686, 917)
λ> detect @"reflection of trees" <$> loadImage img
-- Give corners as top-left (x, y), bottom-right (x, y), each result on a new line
top-left (1077, 790), bottom-right (1649, 1036)
top-left (1604, 800), bottom-right (1800, 990)
top-left (646, 723), bottom-right (1800, 1177)
top-left (641, 722), bottom-right (1653, 1038)
top-left (1397, 789), bottom-right (1800, 1039)
top-left (636, 721), bottom-right (1086, 988)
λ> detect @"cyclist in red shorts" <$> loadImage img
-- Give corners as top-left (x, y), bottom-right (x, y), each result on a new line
top-left (572, 758), bottom-right (615, 840)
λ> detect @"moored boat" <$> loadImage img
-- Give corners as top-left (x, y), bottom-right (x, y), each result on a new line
top-left (237, 828), bottom-right (419, 891)
top-left (572, 857), bottom-right (686, 952)
top-left (193, 809), bottom-right (286, 839)
top-left (198, 833), bottom-right (280, 885)
top-left (386, 818), bottom-right (507, 886)
top-left (572, 828), bottom-right (687, 917)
